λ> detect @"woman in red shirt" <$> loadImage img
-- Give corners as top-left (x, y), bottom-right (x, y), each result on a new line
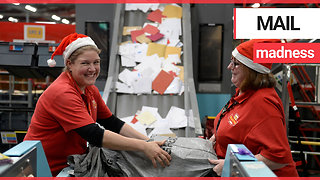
top-left (208, 39), bottom-right (298, 177)
top-left (24, 33), bottom-right (171, 176)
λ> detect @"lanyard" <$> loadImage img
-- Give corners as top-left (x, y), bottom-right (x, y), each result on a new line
top-left (215, 99), bottom-right (239, 133)
top-left (81, 94), bottom-right (92, 115)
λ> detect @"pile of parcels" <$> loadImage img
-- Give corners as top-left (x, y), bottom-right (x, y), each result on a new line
top-left (116, 3), bottom-right (185, 95)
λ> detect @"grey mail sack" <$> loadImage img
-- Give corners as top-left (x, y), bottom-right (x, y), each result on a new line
top-left (67, 137), bottom-right (217, 177)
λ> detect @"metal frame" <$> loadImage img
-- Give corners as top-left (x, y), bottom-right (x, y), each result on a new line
top-left (2, 140), bottom-right (52, 177)
top-left (102, 4), bottom-right (202, 137)
top-left (282, 63), bottom-right (320, 170)
top-left (282, 63), bottom-right (320, 134)
top-left (0, 74), bottom-right (33, 129)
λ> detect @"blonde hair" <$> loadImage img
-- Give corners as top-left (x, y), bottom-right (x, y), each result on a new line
top-left (63, 45), bottom-right (101, 72)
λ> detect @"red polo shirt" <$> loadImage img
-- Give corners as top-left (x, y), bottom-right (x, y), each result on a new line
top-left (24, 72), bottom-right (112, 176)
top-left (214, 88), bottom-right (298, 177)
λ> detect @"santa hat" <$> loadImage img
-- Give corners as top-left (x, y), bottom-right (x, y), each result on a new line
top-left (232, 39), bottom-right (283, 74)
top-left (47, 33), bottom-right (97, 67)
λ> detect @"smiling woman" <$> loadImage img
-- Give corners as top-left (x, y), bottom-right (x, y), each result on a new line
top-left (208, 39), bottom-right (299, 177)
top-left (24, 33), bottom-right (171, 176)
top-left (66, 46), bottom-right (101, 92)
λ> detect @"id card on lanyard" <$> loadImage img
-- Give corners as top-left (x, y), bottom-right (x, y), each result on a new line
top-left (215, 99), bottom-right (239, 133)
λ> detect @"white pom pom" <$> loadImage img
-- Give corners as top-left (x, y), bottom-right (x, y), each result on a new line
top-left (47, 59), bottom-right (56, 67)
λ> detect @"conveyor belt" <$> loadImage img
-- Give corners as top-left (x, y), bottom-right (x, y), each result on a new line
top-left (102, 4), bottom-right (202, 137)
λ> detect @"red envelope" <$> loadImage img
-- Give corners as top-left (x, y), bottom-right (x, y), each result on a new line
top-left (143, 24), bottom-right (160, 35)
top-left (152, 70), bottom-right (174, 95)
top-left (131, 115), bottom-right (138, 124)
top-left (147, 9), bottom-right (166, 23)
top-left (130, 30), bottom-right (144, 43)
top-left (147, 32), bottom-right (164, 42)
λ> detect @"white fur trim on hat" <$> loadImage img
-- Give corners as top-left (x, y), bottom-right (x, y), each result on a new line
top-left (47, 59), bottom-right (56, 67)
top-left (232, 48), bottom-right (270, 74)
top-left (62, 36), bottom-right (97, 61)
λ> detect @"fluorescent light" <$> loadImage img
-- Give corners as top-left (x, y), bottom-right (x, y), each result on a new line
top-left (35, 21), bottom-right (56, 24)
top-left (51, 15), bottom-right (61, 21)
top-left (8, 17), bottom-right (18, 22)
top-left (61, 18), bottom-right (69, 24)
top-left (251, 3), bottom-right (260, 8)
top-left (25, 5), bottom-right (37, 12)
top-left (12, 3), bottom-right (20, 5)
top-left (0, 14), bottom-right (3, 19)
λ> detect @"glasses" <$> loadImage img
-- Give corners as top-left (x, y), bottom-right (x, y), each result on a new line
top-left (229, 59), bottom-right (240, 69)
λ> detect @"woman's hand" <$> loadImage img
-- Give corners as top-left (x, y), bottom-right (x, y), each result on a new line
top-left (143, 140), bottom-right (172, 168)
top-left (209, 134), bottom-right (216, 143)
top-left (208, 159), bottom-right (225, 176)
top-left (208, 134), bottom-right (216, 147)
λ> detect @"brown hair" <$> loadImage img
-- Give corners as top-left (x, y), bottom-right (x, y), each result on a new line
top-left (240, 65), bottom-right (276, 92)
top-left (63, 45), bottom-right (101, 72)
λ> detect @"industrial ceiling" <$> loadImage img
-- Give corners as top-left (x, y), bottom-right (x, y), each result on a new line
top-left (0, 4), bottom-right (75, 24)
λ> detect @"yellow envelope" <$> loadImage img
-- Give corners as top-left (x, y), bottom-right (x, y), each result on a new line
top-left (136, 34), bottom-right (152, 44)
top-left (123, 26), bottom-right (142, 36)
top-left (165, 46), bottom-right (181, 59)
top-left (162, 5), bottom-right (182, 19)
top-left (136, 111), bottom-right (157, 126)
top-left (147, 43), bottom-right (167, 57)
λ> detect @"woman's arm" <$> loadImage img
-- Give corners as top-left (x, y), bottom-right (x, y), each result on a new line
top-left (102, 130), bottom-right (171, 168)
top-left (255, 154), bottom-right (287, 170)
top-left (119, 123), bottom-right (149, 140)
top-left (97, 115), bottom-right (148, 140)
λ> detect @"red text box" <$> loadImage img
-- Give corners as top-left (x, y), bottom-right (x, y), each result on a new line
top-left (254, 43), bottom-right (320, 63)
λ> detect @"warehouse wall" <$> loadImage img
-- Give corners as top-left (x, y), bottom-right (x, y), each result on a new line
top-left (76, 4), bottom-right (115, 39)
top-left (191, 4), bottom-right (234, 94)
top-left (191, 4), bottom-right (234, 119)
top-left (76, 4), bottom-right (115, 89)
